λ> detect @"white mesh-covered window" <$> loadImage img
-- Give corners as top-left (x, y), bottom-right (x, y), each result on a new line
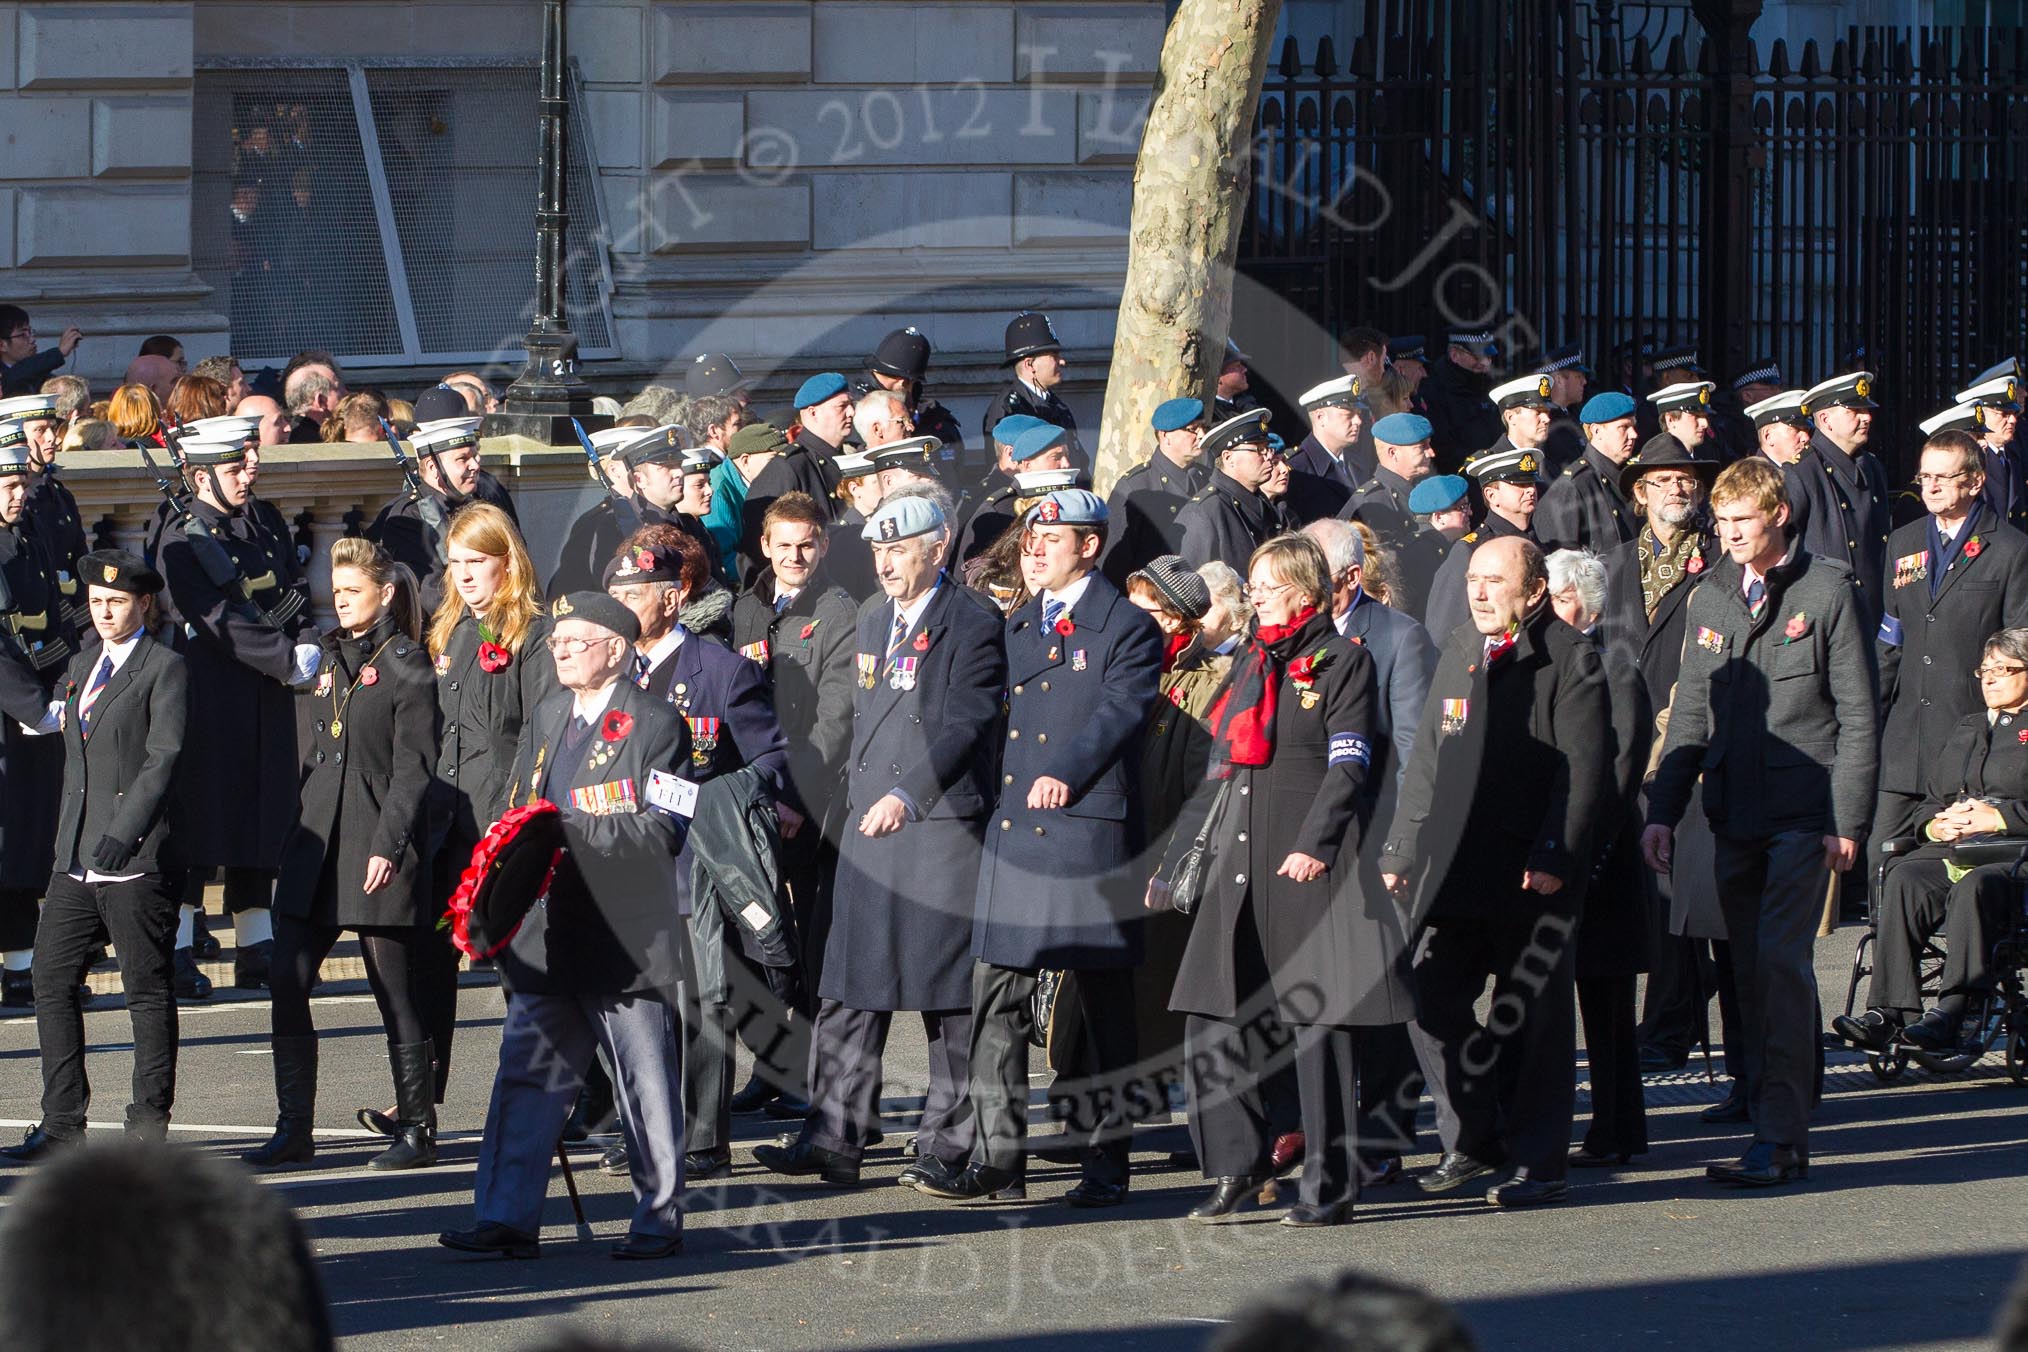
top-left (193, 63), bottom-right (617, 368)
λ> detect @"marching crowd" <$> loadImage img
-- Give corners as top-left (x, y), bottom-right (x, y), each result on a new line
top-left (0, 306), bottom-right (2024, 1259)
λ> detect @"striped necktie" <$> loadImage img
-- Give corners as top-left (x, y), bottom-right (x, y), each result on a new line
top-left (78, 654), bottom-right (113, 734)
top-left (1745, 576), bottom-right (1767, 619)
top-left (887, 605), bottom-right (909, 659)
top-left (1041, 596), bottom-right (1064, 631)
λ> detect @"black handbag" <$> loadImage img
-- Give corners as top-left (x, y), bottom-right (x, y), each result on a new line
top-left (1166, 778), bottom-right (1232, 916)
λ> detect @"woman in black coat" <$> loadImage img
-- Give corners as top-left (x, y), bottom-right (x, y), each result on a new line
top-left (247, 536), bottom-right (439, 1171)
top-left (1159, 533), bottom-right (1411, 1228)
top-left (355, 502), bottom-right (555, 1140)
top-left (1836, 626), bottom-right (2028, 1056)
top-left (1547, 549), bottom-right (1655, 1168)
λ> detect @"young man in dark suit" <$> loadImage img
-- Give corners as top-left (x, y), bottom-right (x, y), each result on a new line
top-left (754, 494), bottom-right (1007, 1189)
top-left (4, 551), bottom-right (187, 1160)
top-left (919, 489), bottom-right (1164, 1206)
top-left (1644, 457), bottom-right (1879, 1188)
top-left (441, 592), bottom-right (693, 1262)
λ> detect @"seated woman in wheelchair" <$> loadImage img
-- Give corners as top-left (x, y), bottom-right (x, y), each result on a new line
top-left (1835, 627), bottom-right (2028, 1056)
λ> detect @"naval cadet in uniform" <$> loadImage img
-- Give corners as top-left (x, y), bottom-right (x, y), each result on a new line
top-left (1533, 392), bottom-right (1642, 554)
top-left (1177, 410), bottom-right (1279, 573)
top-left (1283, 375), bottom-right (1371, 520)
top-left (1784, 371), bottom-right (1892, 624)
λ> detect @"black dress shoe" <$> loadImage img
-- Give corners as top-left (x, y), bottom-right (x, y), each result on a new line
top-left (1417, 1151), bottom-right (1500, 1193)
top-left (1488, 1177), bottom-right (1568, 1207)
top-left (1360, 1155), bottom-right (1405, 1186)
top-left (1638, 1044), bottom-right (1689, 1074)
top-left (612, 1232), bottom-right (683, 1261)
top-left (232, 939), bottom-right (273, 991)
top-left (1699, 1092), bottom-right (1750, 1124)
top-left (1, 1124), bottom-right (82, 1162)
top-left (172, 948), bottom-right (212, 1001)
top-left (752, 1140), bottom-right (859, 1185)
top-left (762, 1095), bottom-right (813, 1121)
top-left (1188, 1174), bottom-right (1277, 1223)
top-left (915, 1161), bottom-right (1020, 1202)
top-left (1706, 1141), bottom-right (1807, 1187)
top-left (1280, 1201), bottom-right (1352, 1227)
top-left (1898, 1010), bottom-right (1962, 1053)
top-left (0, 970), bottom-right (32, 1008)
top-left (439, 1223), bottom-right (539, 1259)
top-left (897, 1154), bottom-right (961, 1191)
top-left (600, 1142), bottom-right (630, 1176)
top-left (684, 1150), bottom-right (732, 1180)
top-left (1063, 1177), bottom-right (1128, 1208)
top-left (728, 1079), bottom-right (774, 1114)
top-left (1567, 1147), bottom-right (1631, 1169)
top-left (1832, 1009), bottom-right (1899, 1052)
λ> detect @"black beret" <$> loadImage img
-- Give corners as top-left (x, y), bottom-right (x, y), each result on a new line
top-left (549, 590), bottom-right (641, 644)
top-left (78, 549), bottom-right (164, 596)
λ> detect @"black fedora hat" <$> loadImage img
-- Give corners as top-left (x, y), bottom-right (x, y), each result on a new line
top-left (1619, 433), bottom-right (1721, 496)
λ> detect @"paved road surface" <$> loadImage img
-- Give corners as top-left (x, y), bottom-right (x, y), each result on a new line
top-left (2, 925), bottom-right (2025, 1352)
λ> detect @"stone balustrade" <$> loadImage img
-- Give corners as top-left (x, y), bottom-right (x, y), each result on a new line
top-left (57, 438), bottom-right (602, 628)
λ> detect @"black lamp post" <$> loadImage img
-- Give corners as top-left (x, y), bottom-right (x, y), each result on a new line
top-left (488, 0), bottom-right (604, 442)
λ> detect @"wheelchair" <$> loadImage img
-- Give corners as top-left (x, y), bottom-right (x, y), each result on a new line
top-left (1841, 836), bottom-right (2028, 1084)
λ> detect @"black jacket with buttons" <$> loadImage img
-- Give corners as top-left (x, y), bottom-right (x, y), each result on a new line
top-left (1783, 433), bottom-right (1891, 622)
top-left (1876, 508), bottom-right (2028, 793)
top-left (1533, 446), bottom-right (1637, 555)
top-left (1913, 708), bottom-right (2028, 839)
top-left (433, 612), bottom-right (557, 859)
top-left (278, 614), bottom-right (441, 928)
top-left (1101, 453), bottom-right (1210, 585)
top-left (1177, 468), bottom-right (1275, 573)
top-left (52, 633), bottom-right (186, 877)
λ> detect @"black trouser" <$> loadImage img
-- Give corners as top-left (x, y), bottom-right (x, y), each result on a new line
top-left (32, 873), bottom-right (179, 1131)
top-left (1409, 909), bottom-right (1579, 1183)
top-left (1576, 972), bottom-right (1647, 1158)
top-left (1354, 1022), bottom-right (1423, 1163)
top-left (805, 999), bottom-right (973, 1165)
top-left (1186, 1010), bottom-right (1364, 1209)
top-left (780, 815), bottom-right (837, 998)
top-left (969, 960), bottom-right (1137, 1185)
top-left (268, 912), bottom-right (428, 1045)
top-left (1869, 856), bottom-right (2015, 1018)
top-left (1712, 830), bottom-right (1826, 1150)
top-left (1638, 932), bottom-right (1742, 1074)
top-left (416, 846), bottom-right (471, 1103)
top-left (681, 994), bottom-right (735, 1157)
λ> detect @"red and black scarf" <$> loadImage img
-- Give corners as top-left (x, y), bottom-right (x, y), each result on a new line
top-left (1206, 607), bottom-right (1325, 772)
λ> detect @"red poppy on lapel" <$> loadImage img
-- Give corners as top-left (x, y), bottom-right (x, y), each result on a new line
top-left (1783, 612), bottom-right (1808, 641)
top-left (913, 631), bottom-right (931, 652)
top-left (1054, 617), bottom-right (1075, 637)
top-left (1686, 553), bottom-right (1705, 574)
top-left (601, 709), bottom-right (634, 742)
top-left (1966, 536), bottom-right (1985, 559)
top-left (360, 665), bottom-right (380, 686)
top-left (478, 640), bottom-right (512, 673)
top-left (800, 621), bottom-right (817, 640)
top-left (2017, 728), bottom-right (2027, 745)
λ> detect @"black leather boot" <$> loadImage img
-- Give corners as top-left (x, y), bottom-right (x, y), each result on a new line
top-left (244, 1035), bottom-right (318, 1167)
top-left (369, 1042), bottom-right (438, 1170)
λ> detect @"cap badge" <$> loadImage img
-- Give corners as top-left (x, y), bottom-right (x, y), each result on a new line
top-left (1038, 500), bottom-right (1061, 523)
top-left (1536, 376), bottom-right (1551, 397)
top-left (1855, 376), bottom-right (1871, 398)
top-left (1518, 454), bottom-right (1537, 473)
top-left (553, 595), bottom-right (574, 616)
top-left (878, 518), bottom-right (898, 542)
top-left (102, 564), bottom-right (117, 583)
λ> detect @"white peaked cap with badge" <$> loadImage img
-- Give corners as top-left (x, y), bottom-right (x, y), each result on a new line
top-left (409, 417), bottom-right (484, 453)
top-left (0, 394), bottom-right (59, 421)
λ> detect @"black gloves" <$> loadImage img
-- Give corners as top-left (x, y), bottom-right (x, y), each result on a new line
top-left (91, 835), bottom-right (136, 874)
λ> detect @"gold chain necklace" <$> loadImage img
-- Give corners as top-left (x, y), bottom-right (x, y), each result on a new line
top-left (329, 632), bottom-right (399, 739)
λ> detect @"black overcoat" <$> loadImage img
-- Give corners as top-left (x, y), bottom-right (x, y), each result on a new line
top-left (278, 616), bottom-right (439, 928)
top-left (52, 633), bottom-right (186, 878)
top-left (824, 582), bottom-right (1007, 1011)
top-left (433, 611), bottom-right (557, 860)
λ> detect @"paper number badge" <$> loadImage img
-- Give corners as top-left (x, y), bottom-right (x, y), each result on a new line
top-left (646, 768), bottom-right (699, 819)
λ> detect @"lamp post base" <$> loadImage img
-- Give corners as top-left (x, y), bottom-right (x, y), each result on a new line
top-left (488, 326), bottom-right (607, 444)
